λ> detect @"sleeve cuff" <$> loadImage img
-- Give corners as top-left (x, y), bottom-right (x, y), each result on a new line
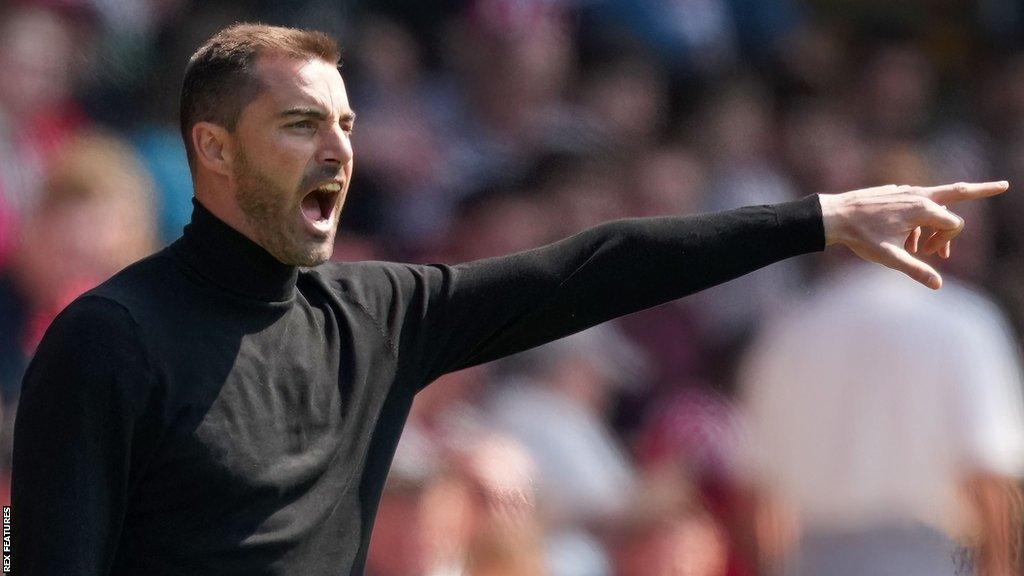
top-left (774, 193), bottom-right (826, 254)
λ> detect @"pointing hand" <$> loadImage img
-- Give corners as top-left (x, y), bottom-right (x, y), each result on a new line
top-left (817, 181), bottom-right (1009, 289)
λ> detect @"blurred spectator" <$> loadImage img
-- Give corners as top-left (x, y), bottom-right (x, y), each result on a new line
top-left (857, 42), bottom-right (937, 141)
top-left (349, 15), bottom-right (453, 247)
top-left (404, 365), bottom-right (493, 470)
top-left (485, 325), bottom-right (647, 527)
top-left (537, 155), bottom-right (625, 236)
top-left (737, 261), bottom-right (1024, 576)
top-left (353, 16), bottom-right (433, 144)
top-left (579, 55), bottom-right (670, 155)
top-left (0, 4), bottom-right (92, 219)
top-left (438, 1), bottom-right (585, 197)
top-left (609, 468), bottom-right (730, 576)
top-left (634, 386), bottom-right (754, 576)
top-left (367, 426), bottom-right (473, 576)
top-left (460, 435), bottom-right (546, 576)
top-left (368, 428), bottom-right (544, 576)
top-left (1, 128), bottom-right (157, 391)
top-left (444, 184), bottom-right (556, 262)
top-left (780, 100), bottom-right (870, 194)
top-left (774, 21), bottom-right (850, 98)
top-left (0, 129), bottom-right (157, 506)
top-left (625, 144), bottom-right (707, 218)
top-left (581, 0), bottom-right (804, 79)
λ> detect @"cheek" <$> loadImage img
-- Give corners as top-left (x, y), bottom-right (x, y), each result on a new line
top-left (270, 141), bottom-right (312, 186)
top-left (273, 134), bottom-right (313, 166)
top-left (242, 133), bottom-right (312, 189)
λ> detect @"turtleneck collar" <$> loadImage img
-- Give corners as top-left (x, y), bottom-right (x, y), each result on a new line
top-left (171, 199), bottom-right (298, 302)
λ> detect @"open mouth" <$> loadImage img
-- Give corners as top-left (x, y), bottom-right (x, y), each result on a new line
top-left (300, 182), bottom-right (342, 226)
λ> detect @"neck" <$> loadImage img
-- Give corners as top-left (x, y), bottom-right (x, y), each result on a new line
top-left (193, 185), bottom-right (261, 248)
top-left (171, 198), bottom-right (298, 302)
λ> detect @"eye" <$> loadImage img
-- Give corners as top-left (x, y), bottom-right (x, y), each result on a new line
top-left (341, 123), bottom-right (355, 137)
top-left (287, 120), bottom-right (317, 132)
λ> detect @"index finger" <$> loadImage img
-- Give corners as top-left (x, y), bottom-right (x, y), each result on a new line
top-left (913, 181), bottom-right (1009, 205)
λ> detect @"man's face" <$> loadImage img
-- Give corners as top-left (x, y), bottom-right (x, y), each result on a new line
top-left (231, 55), bottom-right (355, 266)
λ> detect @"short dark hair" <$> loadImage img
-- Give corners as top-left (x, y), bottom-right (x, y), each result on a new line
top-left (179, 23), bottom-right (341, 170)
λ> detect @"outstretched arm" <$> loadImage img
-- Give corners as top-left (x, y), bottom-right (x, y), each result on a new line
top-left (349, 180), bottom-right (1007, 385)
top-left (350, 194), bottom-right (822, 386)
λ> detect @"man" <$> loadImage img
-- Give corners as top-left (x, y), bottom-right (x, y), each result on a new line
top-left (737, 260), bottom-right (1024, 576)
top-left (10, 23), bottom-right (1009, 575)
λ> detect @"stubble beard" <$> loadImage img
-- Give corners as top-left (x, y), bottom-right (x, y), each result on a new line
top-left (234, 147), bottom-right (334, 267)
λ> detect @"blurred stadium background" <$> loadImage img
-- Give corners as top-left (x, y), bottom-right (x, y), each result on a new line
top-left (3, 0), bottom-right (1024, 575)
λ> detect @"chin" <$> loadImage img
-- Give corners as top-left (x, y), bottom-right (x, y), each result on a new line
top-left (267, 236), bottom-right (335, 267)
top-left (290, 244), bottom-right (334, 267)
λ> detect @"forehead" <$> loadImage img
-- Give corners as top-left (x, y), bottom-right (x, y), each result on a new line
top-left (252, 55), bottom-right (350, 116)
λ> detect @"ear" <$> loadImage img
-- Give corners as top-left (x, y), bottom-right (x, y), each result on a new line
top-left (191, 121), bottom-right (236, 177)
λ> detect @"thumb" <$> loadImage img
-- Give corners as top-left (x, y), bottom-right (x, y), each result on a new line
top-left (881, 244), bottom-right (942, 289)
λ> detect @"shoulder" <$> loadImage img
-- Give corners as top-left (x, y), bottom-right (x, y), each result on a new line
top-left (51, 293), bottom-right (137, 332)
top-left (933, 281), bottom-right (1023, 367)
top-left (305, 259), bottom-right (443, 305)
top-left (86, 248), bottom-right (181, 315)
top-left (28, 251), bottom-right (173, 379)
top-left (309, 260), bottom-right (432, 286)
top-left (938, 279), bottom-right (1012, 329)
top-left (33, 295), bottom-right (144, 368)
top-left (22, 293), bottom-right (150, 402)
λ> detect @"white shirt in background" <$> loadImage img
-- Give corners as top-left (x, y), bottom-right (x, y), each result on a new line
top-left (738, 262), bottom-right (1024, 537)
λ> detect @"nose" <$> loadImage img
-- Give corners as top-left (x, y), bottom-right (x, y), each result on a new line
top-left (316, 123), bottom-right (353, 167)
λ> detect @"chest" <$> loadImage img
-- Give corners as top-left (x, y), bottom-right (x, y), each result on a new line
top-left (133, 299), bottom-right (399, 513)
top-left (196, 334), bottom-right (342, 469)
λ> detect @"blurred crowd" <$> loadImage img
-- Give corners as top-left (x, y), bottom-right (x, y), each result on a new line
top-left (4, 0), bottom-right (1024, 574)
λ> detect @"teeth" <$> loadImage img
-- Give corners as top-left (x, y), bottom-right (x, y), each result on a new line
top-left (319, 182), bottom-right (341, 192)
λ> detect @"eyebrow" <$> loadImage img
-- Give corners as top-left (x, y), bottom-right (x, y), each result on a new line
top-left (280, 107), bottom-right (357, 123)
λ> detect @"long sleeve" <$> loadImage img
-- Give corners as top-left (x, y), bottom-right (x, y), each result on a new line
top-left (335, 194), bottom-right (824, 388)
top-left (11, 296), bottom-right (156, 576)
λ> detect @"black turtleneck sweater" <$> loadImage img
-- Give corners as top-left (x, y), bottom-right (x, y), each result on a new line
top-left (12, 196), bottom-right (824, 575)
